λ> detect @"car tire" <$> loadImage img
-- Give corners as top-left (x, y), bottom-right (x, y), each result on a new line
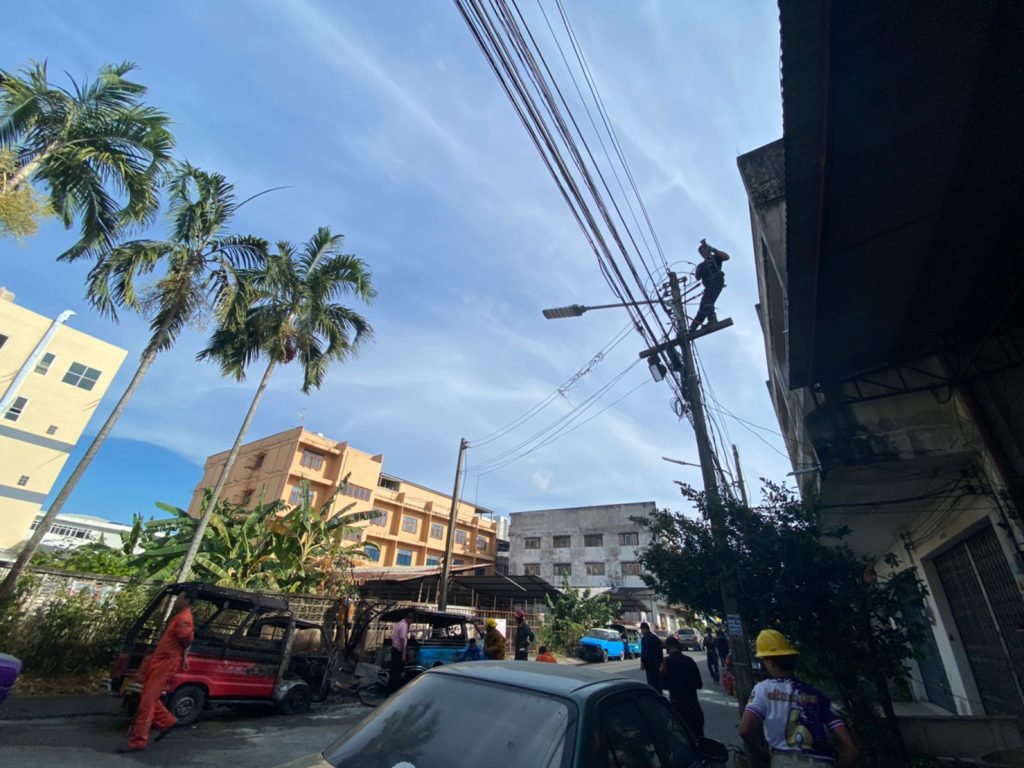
top-left (278, 683), bottom-right (312, 716)
top-left (168, 685), bottom-right (206, 726)
top-left (601, 649), bottom-right (609, 663)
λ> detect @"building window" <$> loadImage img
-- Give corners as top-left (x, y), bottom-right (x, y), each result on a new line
top-left (17, 475), bottom-right (29, 487)
top-left (252, 453), bottom-right (266, 470)
top-left (340, 482), bottom-right (372, 501)
top-left (34, 352), bottom-right (56, 375)
top-left (523, 563), bottom-right (541, 576)
top-left (524, 537), bottom-right (540, 549)
top-left (455, 529), bottom-right (468, 545)
top-left (453, 558), bottom-right (465, 566)
top-left (378, 476), bottom-right (400, 492)
top-left (300, 449), bottom-right (324, 470)
top-left (618, 532), bottom-right (639, 546)
top-left (426, 555), bottom-right (440, 566)
top-left (584, 533), bottom-right (603, 547)
top-left (46, 425), bottom-right (58, 435)
top-left (396, 549), bottom-right (414, 566)
top-left (621, 562), bottom-right (642, 576)
top-left (289, 485), bottom-right (316, 506)
top-left (430, 522), bottom-right (444, 540)
top-left (401, 516), bottom-right (418, 534)
top-left (239, 489), bottom-right (254, 506)
top-left (62, 362), bottom-right (102, 391)
top-left (370, 509), bottom-right (387, 526)
top-left (553, 535), bottom-right (571, 548)
top-left (553, 563), bottom-right (571, 577)
top-left (364, 543), bottom-right (380, 562)
top-left (0, 333), bottom-right (7, 351)
top-left (585, 562), bottom-right (605, 576)
top-left (476, 535), bottom-right (487, 551)
top-left (3, 396), bottom-right (27, 422)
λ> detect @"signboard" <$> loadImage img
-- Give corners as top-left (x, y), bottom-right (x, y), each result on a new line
top-left (726, 613), bottom-right (744, 638)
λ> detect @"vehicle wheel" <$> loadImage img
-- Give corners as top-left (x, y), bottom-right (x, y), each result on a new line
top-left (358, 683), bottom-right (389, 708)
top-left (601, 649), bottom-right (609, 663)
top-left (168, 685), bottom-right (206, 726)
top-left (278, 683), bottom-right (312, 716)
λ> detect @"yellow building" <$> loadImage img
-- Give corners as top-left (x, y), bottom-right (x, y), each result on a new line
top-left (188, 427), bottom-right (498, 570)
top-left (0, 288), bottom-right (127, 557)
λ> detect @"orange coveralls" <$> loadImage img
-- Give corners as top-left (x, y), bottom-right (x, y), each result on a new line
top-left (129, 607), bottom-right (194, 749)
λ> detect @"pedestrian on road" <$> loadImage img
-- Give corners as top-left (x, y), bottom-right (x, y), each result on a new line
top-left (661, 636), bottom-right (705, 739)
top-left (535, 645), bottom-right (557, 663)
top-left (513, 610), bottom-right (534, 661)
top-left (483, 618), bottom-right (506, 660)
top-left (119, 593), bottom-right (194, 753)
top-left (715, 629), bottom-right (730, 670)
top-left (738, 629), bottom-right (858, 768)
top-left (388, 611), bottom-right (413, 693)
top-left (703, 630), bottom-right (720, 683)
top-left (639, 621), bottom-right (664, 692)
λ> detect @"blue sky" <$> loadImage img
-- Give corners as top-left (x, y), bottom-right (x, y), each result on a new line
top-left (5, 1), bottom-right (790, 526)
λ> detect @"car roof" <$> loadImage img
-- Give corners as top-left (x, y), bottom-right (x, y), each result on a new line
top-left (378, 607), bottom-right (474, 626)
top-left (430, 661), bottom-right (645, 699)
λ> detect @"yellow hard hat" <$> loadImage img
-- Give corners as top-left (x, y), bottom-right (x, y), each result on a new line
top-left (755, 629), bottom-right (799, 658)
top-left (485, 617), bottom-right (497, 628)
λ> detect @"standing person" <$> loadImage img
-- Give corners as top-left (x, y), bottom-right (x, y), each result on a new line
top-left (739, 630), bottom-right (858, 768)
top-left (715, 629), bottom-right (730, 669)
top-left (689, 239), bottom-right (730, 333)
top-left (388, 611), bottom-right (413, 693)
top-left (535, 645), bottom-right (557, 663)
top-left (639, 621), bottom-right (664, 692)
top-left (661, 636), bottom-right (705, 738)
top-left (119, 594), bottom-right (194, 753)
top-left (513, 610), bottom-right (534, 661)
top-left (703, 630), bottom-right (720, 683)
top-left (483, 618), bottom-right (506, 660)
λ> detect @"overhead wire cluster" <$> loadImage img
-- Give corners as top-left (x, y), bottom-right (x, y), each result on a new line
top-left (454, 0), bottom-right (711, 483)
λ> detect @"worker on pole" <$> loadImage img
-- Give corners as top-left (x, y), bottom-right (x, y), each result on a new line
top-left (690, 239), bottom-right (730, 333)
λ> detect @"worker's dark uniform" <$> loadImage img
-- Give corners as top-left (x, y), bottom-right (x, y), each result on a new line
top-left (640, 632), bottom-right (664, 692)
top-left (690, 253), bottom-right (726, 332)
top-left (663, 651), bottom-right (705, 739)
top-left (514, 621), bottom-right (535, 660)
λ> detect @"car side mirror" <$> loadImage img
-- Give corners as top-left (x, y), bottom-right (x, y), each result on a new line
top-left (698, 737), bottom-right (729, 764)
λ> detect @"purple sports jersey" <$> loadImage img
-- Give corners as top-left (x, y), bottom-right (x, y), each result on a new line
top-left (745, 677), bottom-right (845, 758)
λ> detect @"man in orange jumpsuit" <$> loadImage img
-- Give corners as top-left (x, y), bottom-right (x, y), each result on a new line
top-left (119, 594), bottom-right (194, 753)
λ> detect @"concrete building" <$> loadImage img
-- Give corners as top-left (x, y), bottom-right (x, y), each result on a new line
top-left (189, 427), bottom-right (498, 571)
top-left (0, 289), bottom-right (127, 559)
top-left (495, 515), bottom-right (510, 575)
top-left (27, 512), bottom-right (132, 552)
top-left (508, 502), bottom-right (688, 630)
top-left (737, 0), bottom-right (1024, 752)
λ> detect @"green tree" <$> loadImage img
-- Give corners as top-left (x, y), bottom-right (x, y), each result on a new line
top-left (179, 227), bottom-right (375, 582)
top-left (29, 542), bottom-right (137, 577)
top-left (541, 576), bottom-right (619, 655)
top-left (0, 164), bottom-right (268, 602)
top-left (635, 482), bottom-right (925, 762)
top-left (131, 483), bottom-right (368, 594)
top-left (0, 60), bottom-right (173, 252)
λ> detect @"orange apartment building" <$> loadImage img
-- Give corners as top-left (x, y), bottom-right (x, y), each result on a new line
top-left (187, 427), bottom-right (497, 570)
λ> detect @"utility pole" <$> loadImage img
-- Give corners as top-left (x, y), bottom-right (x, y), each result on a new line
top-left (732, 443), bottom-right (749, 507)
top-left (438, 437), bottom-right (468, 612)
top-left (666, 270), bottom-right (755, 713)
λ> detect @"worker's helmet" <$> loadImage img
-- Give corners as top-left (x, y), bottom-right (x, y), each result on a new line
top-left (485, 617), bottom-right (497, 628)
top-left (754, 629), bottom-right (799, 658)
top-left (514, 609), bottom-right (525, 619)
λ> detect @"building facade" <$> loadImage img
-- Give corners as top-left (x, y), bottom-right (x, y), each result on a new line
top-left (0, 289), bottom-right (127, 559)
top-left (27, 512), bottom-right (132, 552)
top-left (507, 502), bottom-right (688, 630)
top-left (188, 427), bottom-right (498, 571)
top-left (738, 0), bottom-right (1024, 735)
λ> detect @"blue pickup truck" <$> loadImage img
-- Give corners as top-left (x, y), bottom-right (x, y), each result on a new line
top-left (576, 628), bottom-right (628, 663)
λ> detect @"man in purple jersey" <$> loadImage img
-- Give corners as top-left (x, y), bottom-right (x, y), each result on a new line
top-left (739, 630), bottom-right (858, 768)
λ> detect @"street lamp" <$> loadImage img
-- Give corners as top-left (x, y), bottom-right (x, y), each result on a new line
top-left (541, 298), bottom-right (663, 320)
top-left (662, 456), bottom-right (701, 469)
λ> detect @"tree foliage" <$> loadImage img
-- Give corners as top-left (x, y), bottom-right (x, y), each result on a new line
top-left (635, 482), bottom-right (927, 759)
top-left (540, 576), bottom-right (619, 655)
top-left (29, 542), bottom-right (136, 577)
top-left (130, 482), bottom-right (369, 594)
top-left (0, 148), bottom-right (51, 239)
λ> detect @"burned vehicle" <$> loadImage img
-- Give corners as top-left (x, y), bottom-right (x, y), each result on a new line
top-left (364, 607), bottom-right (481, 685)
top-left (108, 583), bottom-right (337, 725)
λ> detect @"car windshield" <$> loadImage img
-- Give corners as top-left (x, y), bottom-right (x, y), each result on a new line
top-left (584, 629), bottom-right (620, 640)
top-left (324, 673), bottom-right (573, 768)
top-left (678, 629), bottom-right (696, 636)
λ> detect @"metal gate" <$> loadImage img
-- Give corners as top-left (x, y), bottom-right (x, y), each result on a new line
top-left (934, 524), bottom-right (1024, 716)
top-left (895, 571), bottom-right (956, 713)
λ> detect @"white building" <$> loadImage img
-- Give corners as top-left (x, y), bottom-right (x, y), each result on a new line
top-left (27, 512), bottom-right (132, 554)
top-left (508, 502), bottom-right (690, 630)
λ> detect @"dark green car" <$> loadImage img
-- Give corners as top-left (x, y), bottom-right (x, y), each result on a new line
top-left (278, 662), bottom-right (729, 768)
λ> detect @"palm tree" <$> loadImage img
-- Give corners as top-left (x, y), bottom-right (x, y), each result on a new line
top-left (179, 227), bottom-right (375, 582)
top-left (0, 60), bottom-right (174, 254)
top-left (0, 163), bottom-right (268, 602)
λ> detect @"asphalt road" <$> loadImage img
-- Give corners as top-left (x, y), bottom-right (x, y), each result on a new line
top-left (0, 652), bottom-right (741, 767)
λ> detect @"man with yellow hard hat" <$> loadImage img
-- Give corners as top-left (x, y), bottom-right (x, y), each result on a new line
top-left (738, 629), bottom-right (858, 768)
